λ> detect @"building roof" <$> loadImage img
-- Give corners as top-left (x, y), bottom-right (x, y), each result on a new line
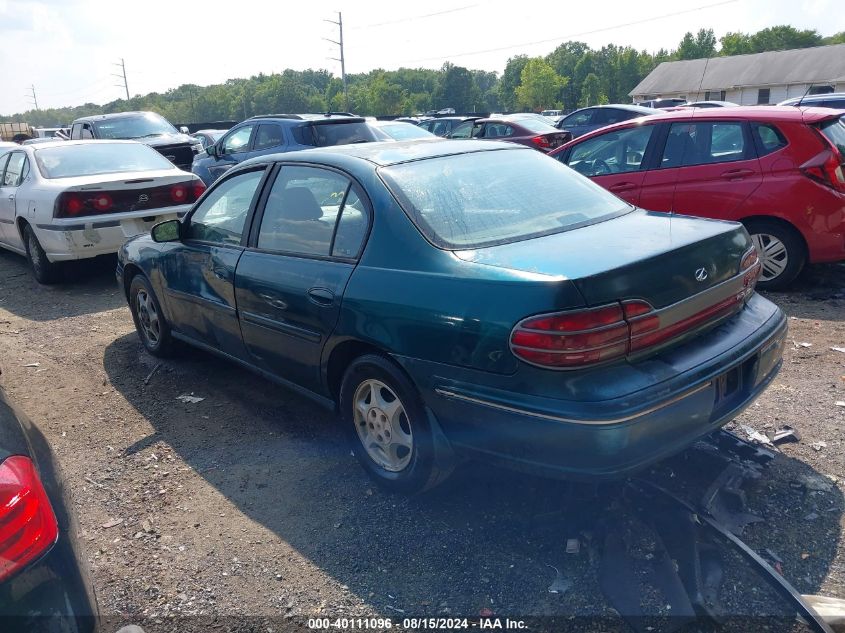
top-left (629, 44), bottom-right (845, 96)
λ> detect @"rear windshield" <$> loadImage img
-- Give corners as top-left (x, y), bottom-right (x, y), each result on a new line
top-left (35, 143), bottom-right (174, 179)
top-left (378, 123), bottom-right (434, 140)
top-left (380, 148), bottom-right (630, 249)
top-left (92, 113), bottom-right (178, 139)
top-left (819, 117), bottom-right (845, 156)
top-left (510, 117), bottom-right (559, 133)
top-left (292, 122), bottom-right (389, 147)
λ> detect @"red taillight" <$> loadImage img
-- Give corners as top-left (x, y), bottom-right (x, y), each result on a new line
top-left (192, 180), bottom-right (206, 199)
top-left (91, 193), bottom-right (112, 212)
top-left (510, 305), bottom-right (629, 368)
top-left (64, 195), bottom-right (84, 216)
top-left (0, 456), bottom-right (59, 582)
top-left (531, 135), bottom-right (551, 149)
top-left (740, 246), bottom-right (762, 296)
top-left (801, 149), bottom-right (845, 193)
top-left (170, 184), bottom-right (188, 203)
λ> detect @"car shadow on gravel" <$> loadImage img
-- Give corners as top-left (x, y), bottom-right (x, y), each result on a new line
top-left (102, 331), bottom-right (844, 624)
top-left (0, 250), bottom-right (124, 321)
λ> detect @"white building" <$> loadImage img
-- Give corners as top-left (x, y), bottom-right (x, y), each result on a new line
top-left (629, 43), bottom-right (845, 105)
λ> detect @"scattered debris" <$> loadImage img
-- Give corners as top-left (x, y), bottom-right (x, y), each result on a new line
top-left (143, 363), bottom-right (162, 385)
top-left (831, 346), bottom-right (845, 353)
top-left (565, 538), bottom-right (580, 554)
top-left (385, 605), bottom-right (405, 614)
top-left (101, 518), bottom-right (123, 529)
top-left (764, 549), bottom-right (783, 563)
top-left (794, 341), bottom-right (813, 348)
top-left (546, 565), bottom-right (573, 595)
top-left (796, 473), bottom-right (834, 492)
top-left (22, 362), bottom-right (40, 368)
top-left (769, 426), bottom-right (801, 444)
top-left (811, 441), bottom-right (827, 452)
top-left (176, 394), bottom-right (205, 404)
top-left (836, 401), bottom-right (845, 408)
top-left (740, 424), bottom-right (773, 446)
top-left (701, 462), bottom-right (764, 535)
top-left (141, 519), bottom-right (153, 533)
top-left (804, 512), bottom-right (819, 521)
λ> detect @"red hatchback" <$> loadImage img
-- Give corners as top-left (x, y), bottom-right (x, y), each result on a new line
top-left (551, 107), bottom-right (845, 289)
top-left (449, 114), bottom-right (572, 152)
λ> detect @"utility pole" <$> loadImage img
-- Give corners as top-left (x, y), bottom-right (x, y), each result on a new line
top-left (25, 85), bottom-right (39, 110)
top-left (324, 12), bottom-right (348, 112)
top-left (113, 58), bottom-right (129, 101)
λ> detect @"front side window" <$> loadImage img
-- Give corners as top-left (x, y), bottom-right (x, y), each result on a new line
top-left (381, 147), bottom-right (630, 250)
top-left (562, 110), bottom-right (593, 127)
top-left (2, 152), bottom-right (26, 186)
top-left (222, 125), bottom-right (254, 154)
top-left (661, 121), bottom-right (747, 168)
top-left (567, 125), bottom-right (655, 177)
top-left (254, 124), bottom-right (284, 151)
top-left (257, 166), bottom-right (350, 256)
top-left (450, 121), bottom-right (481, 139)
top-left (186, 169), bottom-right (263, 245)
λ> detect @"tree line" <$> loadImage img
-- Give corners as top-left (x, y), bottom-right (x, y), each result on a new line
top-left (7, 25), bottom-right (845, 126)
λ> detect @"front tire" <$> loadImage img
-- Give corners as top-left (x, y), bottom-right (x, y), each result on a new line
top-left (743, 219), bottom-right (806, 291)
top-left (128, 275), bottom-right (175, 357)
top-left (339, 354), bottom-right (449, 494)
top-left (23, 224), bottom-right (61, 284)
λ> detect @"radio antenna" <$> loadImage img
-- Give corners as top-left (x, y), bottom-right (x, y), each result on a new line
top-left (796, 83), bottom-right (814, 108)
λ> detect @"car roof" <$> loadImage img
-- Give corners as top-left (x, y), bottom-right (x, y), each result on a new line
top-left (246, 112), bottom-right (360, 123)
top-left (779, 93), bottom-right (845, 105)
top-left (239, 139), bottom-right (525, 169)
top-left (71, 111), bottom-right (162, 123)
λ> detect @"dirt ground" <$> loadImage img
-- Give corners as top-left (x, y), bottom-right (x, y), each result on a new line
top-left (0, 250), bottom-right (844, 632)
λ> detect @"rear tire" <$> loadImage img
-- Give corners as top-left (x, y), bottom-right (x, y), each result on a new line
top-left (743, 219), bottom-right (806, 291)
top-left (23, 224), bottom-right (61, 284)
top-left (128, 275), bottom-right (175, 357)
top-left (339, 354), bottom-right (451, 494)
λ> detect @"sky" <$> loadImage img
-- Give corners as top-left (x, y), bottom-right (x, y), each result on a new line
top-left (1, 0), bottom-right (844, 115)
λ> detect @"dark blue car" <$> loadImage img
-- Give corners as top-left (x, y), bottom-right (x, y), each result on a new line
top-left (556, 104), bottom-right (656, 138)
top-left (191, 113), bottom-right (389, 186)
top-left (118, 140), bottom-right (786, 494)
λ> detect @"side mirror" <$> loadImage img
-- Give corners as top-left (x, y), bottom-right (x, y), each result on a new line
top-left (179, 126), bottom-right (190, 134)
top-left (206, 144), bottom-right (218, 157)
top-left (151, 219), bottom-right (181, 243)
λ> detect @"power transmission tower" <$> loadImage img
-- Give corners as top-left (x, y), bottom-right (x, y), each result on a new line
top-left (324, 12), bottom-right (348, 111)
top-left (25, 85), bottom-right (39, 110)
top-left (113, 58), bottom-right (130, 101)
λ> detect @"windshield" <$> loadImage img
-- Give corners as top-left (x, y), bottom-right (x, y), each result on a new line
top-left (378, 123), bottom-right (434, 140)
top-left (380, 148), bottom-right (629, 249)
top-left (92, 113), bottom-right (178, 139)
top-left (35, 142), bottom-right (174, 178)
top-left (819, 117), bottom-right (845, 156)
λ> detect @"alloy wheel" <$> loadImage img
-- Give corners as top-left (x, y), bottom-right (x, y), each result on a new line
top-left (751, 233), bottom-right (789, 283)
top-left (352, 379), bottom-right (413, 472)
top-left (135, 289), bottom-right (161, 346)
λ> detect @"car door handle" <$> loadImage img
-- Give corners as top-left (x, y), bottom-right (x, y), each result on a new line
top-left (720, 168), bottom-right (754, 180)
top-left (608, 182), bottom-right (637, 192)
top-left (7, 195), bottom-right (14, 201)
top-left (307, 287), bottom-right (335, 306)
top-left (258, 292), bottom-right (288, 310)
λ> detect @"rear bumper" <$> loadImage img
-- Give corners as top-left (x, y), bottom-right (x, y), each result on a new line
top-left (34, 206), bottom-right (190, 262)
top-left (395, 294), bottom-right (787, 479)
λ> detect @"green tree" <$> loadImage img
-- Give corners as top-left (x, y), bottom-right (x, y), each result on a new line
top-left (367, 72), bottom-right (406, 115)
top-left (499, 55), bottom-right (529, 111)
top-left (579, 73), bottom-right (607, 107)
top-left (514, 58), bottom-right (566, 110)
top-left (676, 28), bottom-right (717, 60)
top-left (432, 63), bottom-right (480, 112)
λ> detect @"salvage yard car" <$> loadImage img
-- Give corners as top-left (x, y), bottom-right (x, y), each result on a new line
top-left (117, 139), bottom-right (786, 494)
top-left (551, 107), bottom-right (845, 289)
top-left (0, 140), bottom-right (205, 283)
top-left (448, 114), bottom-right (571, 152)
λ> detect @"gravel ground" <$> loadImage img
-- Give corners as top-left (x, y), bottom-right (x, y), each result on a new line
top-left (0, 251), bottom-right (843, 633)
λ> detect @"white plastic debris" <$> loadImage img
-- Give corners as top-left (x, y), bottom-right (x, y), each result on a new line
top-left (176, 394), bottom-right (205, 404)
top-left (740, 424), bottom-right (773, 446)
top-left (22, 362), bottom-right (40, 368)
top-left (831, 347), bottom-right (845, 354)
top-left (794, 341), bottom-right (812, 348)
top-left (811, 441), bottom-right (827, 452)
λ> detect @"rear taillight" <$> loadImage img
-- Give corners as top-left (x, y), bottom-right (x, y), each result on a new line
top-left (170, 184), bottom-right (188, 203)
top-left (0, 456), bottom-right (59, 582)
top-left (531, 135), bottom-right (551, 150)
top-left (740, 246), bottom-right (762, 297)
top-left (55, 180), bottom-right (203, 219)
top-left (510, 305), bottom-right (629, 368)
top-left (192, 180), bottom-right (206, 199)
top-left (800, 149), bottom-right (845, 192)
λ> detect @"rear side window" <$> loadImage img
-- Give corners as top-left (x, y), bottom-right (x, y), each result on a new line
top-left (258, 166), bottom-right (351, 256)
top-left (818, 117), bottom-right (845, 156)
top-left (253, 124), bottom-right (284, 150)
top-left (751, 123), bottom-right (788, 156)
top-left (291, 122), bottom-right (385, 147)
top-left (483, 124), bottom-right (513, 138)
top-left (567, 125), bottom-right (655, 176)
top-left (661, 122), bottom-right (747, 168)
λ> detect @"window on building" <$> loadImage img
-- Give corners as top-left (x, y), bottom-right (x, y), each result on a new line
top-left (757, 89), bottom-right (771, 105)
top-left (809, 85), bottom-right (835, 95)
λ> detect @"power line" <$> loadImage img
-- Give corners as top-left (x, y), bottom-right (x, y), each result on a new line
top-left (25, 85), bottom-right (39, 110)
top-left (113, 58), bottom-right (129, 101)
top-left (398, 0), bottom-right (739, 64)
top-left (347, 4), bottom-right (478, 30)
top-left (324, 12), bottom-right (348, 111)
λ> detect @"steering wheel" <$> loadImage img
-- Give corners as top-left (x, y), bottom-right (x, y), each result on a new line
top-left (592, 159), bottom-right (611, 176)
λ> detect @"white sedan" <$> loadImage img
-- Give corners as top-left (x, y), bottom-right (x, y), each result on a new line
top-left (0, 140), bottom-right (206, 283)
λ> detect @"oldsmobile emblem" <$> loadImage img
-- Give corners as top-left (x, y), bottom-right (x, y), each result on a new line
top-left (695, 267), bottom-right (709, 282)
